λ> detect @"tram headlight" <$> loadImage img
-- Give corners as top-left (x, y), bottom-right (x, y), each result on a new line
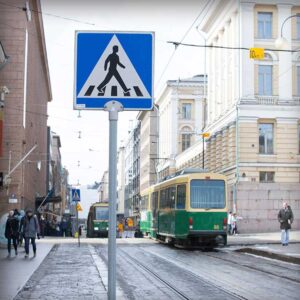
top-left (94, 227), bottom-right (99, 231)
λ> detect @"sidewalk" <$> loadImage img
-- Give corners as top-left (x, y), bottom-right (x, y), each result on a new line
top-left (0, 242), bottom-right (53, 300)
top-left (227, 231), bottom-right (300, 264)
top-left (14, 243), bottom-right (111, 300)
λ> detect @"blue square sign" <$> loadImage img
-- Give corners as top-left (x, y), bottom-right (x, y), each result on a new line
top-left (74, 31), bottom-right (154, 111)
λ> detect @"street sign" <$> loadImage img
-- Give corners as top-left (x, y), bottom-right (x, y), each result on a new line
top-left (72, 188), bottom-right (81, 202)
top-left (76, 203), bottom-right (83, 211)
top-left (202, 132), bottom-right (210, 138)
top-left (74, 31), bottom-right (154, 111)
top-left (249, 48), bottom-right (264, 59)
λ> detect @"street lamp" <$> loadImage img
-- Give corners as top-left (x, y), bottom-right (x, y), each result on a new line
top-left (275, 14), bottom-right (299, 49)
top-left (200, 132), bottom-right (210, 169)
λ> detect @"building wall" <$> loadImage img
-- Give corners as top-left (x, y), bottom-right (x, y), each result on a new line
top-left (156, 77), bottom-right (206, 179)
top-left (0, 0), bottom-right (51, 222)
top-left (138, 109), bottom-right (158, 192)
top-left (117, 147), bottom-right (125, 214)
top-left (174, 0), bottom-right (300, 232)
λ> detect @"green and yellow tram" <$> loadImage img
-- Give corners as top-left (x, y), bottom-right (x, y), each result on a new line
top-left (140, 169), bottom-right (228, 247)
top-left (87, 202), bottom-right (109, 238)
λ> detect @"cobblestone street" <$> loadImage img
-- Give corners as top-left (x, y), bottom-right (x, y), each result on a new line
top-left (14, 244), bottom-right (107, 300)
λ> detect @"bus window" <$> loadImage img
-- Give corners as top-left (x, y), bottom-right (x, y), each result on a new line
top-left (169, 186), bottom-right (176, 209)
top-left (176, 185), bottom-right (186, 209)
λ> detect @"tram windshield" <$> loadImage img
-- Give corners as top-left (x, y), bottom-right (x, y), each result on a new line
top-left (95, 207), bottom-right (109, 220)
top-left (190, 180), bottom-right (225, 209)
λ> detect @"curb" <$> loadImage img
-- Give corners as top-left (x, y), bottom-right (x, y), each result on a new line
top-left (236, 247), bottom-right (300, 265)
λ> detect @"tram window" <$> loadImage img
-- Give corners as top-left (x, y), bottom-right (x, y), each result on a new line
top-left (95, 207), bottom-right (109, 220)
top-left (190, 180), bottom-right (225, 209)
top-left (169, 186), bottom-right (176, 209)
top-left (140, 195), bottom-right (149, 210)
top-left (176, 185), bottom-right (186, 209)
top-left (160, 189), bottom-right (167, 208)
top-left (151, 192), bottom-right (158, 210)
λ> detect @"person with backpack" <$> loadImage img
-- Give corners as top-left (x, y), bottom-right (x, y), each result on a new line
top-left (23, 208), bottom-right (40, 258)
top-left (5, 210), bottom-right (20, 257)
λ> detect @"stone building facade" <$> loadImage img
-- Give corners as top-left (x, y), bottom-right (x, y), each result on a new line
top-left (176, 0), bottom-right (300, 232)
top-left (156, 75), bottom-right (207, 180)
top-left (137, 108), bottom-right (159, 193)
top-left (0, 0), bottom-right (51, 225)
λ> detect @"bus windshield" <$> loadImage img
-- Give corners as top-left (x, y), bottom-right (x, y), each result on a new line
top-left (95, 207), bottom-right (109, 220)
top-left (190, 179), bottom-right (225, 209)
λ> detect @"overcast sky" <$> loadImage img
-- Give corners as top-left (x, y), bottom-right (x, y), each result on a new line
top-left (41, 0), bottom-right (206, 187)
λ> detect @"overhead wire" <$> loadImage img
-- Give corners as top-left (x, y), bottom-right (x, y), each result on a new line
top-left (166, 41), bottom-right (300, 53)
top-left (155, 0), bottom-right (211, 91)
top-left (0, 1), bottom-right (95, 26)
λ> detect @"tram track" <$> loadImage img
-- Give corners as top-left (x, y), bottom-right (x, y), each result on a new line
top-left (139, 245), bottom-right (300, 288)
top-left (118, 248), bottom-right (192, 300)
top-left (118, 247), bottom-right (245, 300)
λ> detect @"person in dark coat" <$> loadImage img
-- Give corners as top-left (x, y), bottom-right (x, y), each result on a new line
top-left (5, 210), bottom-right (19, 257)
top-left (23, 208), bottom-right (40, 258)
top-left (278, 202), bottom-right (294, 246)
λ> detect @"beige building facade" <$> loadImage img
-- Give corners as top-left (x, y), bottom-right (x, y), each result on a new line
top-left (156, 75), bottom-right (207, 180)
top-left (176, 0), bottom-right (300, 232)
top-left (137, 109), bottom-right (159, 192)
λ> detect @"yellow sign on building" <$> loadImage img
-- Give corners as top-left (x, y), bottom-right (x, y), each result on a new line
top-left (249, 48), bottom-right (264, 59)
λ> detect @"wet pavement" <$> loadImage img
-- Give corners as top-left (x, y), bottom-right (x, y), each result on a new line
top-left (0, 231), bottom-right (299, 299)
top-left (0, 243), bottom-right (53, 300)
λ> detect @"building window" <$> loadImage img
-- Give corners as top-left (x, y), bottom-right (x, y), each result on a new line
top-left (182, 103), bottom-right (192, 119)
top-left (258, 12), bottom-right (272, 39)
top-left (299, 124), bottom-right (300, 154)
top-left (259, 171), bottom-right (275, 182)
top-left (297, 15), bottom-right (300, 40)
top-left (259, 123), bottom-right (274, 154)
top-left (258, 65), bottom-right (272, 95)
top-left (297, 66), bottom-right (300, 96)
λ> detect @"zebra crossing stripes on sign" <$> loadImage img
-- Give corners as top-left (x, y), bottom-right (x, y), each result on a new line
top-left (74, 31), bottom-right (154, 110)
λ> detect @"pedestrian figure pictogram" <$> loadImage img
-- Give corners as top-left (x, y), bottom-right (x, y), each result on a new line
top-left (74, 31), bottom-right (154, 110)
top-left (97, 45), bottom-right (131, 94)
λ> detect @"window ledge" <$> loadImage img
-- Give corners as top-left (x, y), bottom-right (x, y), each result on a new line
top-left (258, 154), bottom-right (276, 157)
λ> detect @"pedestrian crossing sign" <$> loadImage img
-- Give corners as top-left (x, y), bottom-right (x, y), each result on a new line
top-left (74, 31), bottom-right (154, 111)
top-left (72, 188), bottom-right (81, 202)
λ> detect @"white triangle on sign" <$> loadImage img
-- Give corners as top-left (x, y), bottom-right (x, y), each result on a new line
top-left (78, 35), bottom-right (150, 99)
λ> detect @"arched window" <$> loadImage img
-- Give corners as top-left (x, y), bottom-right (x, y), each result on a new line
top-left (181, 126), bottom-right (192, 152)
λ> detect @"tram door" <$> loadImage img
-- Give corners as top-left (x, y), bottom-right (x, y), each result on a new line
top-left (151, 191), bottom-right (159, 235)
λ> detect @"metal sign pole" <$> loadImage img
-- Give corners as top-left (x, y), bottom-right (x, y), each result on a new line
top-left (105, 101), bottom-right (123, 300)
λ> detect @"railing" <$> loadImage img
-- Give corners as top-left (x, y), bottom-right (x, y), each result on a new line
top-left (240, 96), bottom-right (300, 106)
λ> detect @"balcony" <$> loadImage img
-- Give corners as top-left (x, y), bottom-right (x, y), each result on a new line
top-left (240, 96), bottom-right (300, 106)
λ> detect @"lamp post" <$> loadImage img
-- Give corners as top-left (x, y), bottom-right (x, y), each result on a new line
top-left (275, 14), bottom-right (299, 49)
top-left (201, 132), bottom-right (210, 169)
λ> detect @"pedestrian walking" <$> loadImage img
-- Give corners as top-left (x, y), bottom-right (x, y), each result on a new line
top-left (23, 208), bottom-right (40, 258)
top-left (39, 215), bottom-right (46, 238)
top-left (231, 213), bottom-right (243, 235)
top-left (227, 211), bottom-right (233, 235)
top-left (5, 210), bottom-right (19, 257)
top-left (18, 210), bottom-right (25, 246)
top-left (278, 202), bottom-right (294, 246)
